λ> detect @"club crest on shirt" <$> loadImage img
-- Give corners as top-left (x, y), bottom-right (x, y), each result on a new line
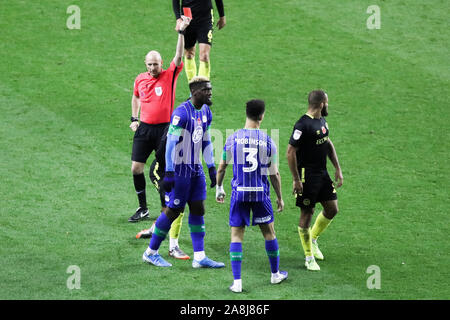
top-left (155, 86), bottom-right (162, 96)
top-left (293, 129), bottom-right (302, 140)
top-left (192, 126), bottom-right (203, 144)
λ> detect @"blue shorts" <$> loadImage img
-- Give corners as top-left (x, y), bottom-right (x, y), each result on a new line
top-left (165, 174), bottom-right (207, 209)
top-left (229, 196), bottom-right (274, 227)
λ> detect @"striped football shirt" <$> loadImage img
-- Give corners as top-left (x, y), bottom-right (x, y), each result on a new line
top-left (223, 128), bottom-right (277, 202)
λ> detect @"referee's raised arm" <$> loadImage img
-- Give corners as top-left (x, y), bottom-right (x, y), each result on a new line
top-left (173, 16), bottom-right (191, 66)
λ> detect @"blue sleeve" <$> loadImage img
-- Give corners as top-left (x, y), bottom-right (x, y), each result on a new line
top-left (202, 126), bottom-right (214, 168)
top-left (165, 134), bottom-right (179, 172)
top-left (207, 106), bottom-right (213, 127)
top-left (165, 107), bottom-right (185, 172)
top-left (222, 134), bottom-right (233, 163)
top-left (269, 136), bottom-right (278, 165)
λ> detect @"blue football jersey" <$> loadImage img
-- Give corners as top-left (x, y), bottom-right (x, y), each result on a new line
top-left (168, 100), bottom-right (212, 177)
top-left (224, 129), bottom-right (277, 202)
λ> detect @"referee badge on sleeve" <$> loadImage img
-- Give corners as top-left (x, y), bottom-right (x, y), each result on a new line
top-left (293, 129), bottom-right (302, 140)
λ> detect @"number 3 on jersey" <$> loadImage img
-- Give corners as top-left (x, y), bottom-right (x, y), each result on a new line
top-left (243, 147), bottom-right (258, 172)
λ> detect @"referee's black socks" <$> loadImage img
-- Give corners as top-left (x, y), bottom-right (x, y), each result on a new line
top-left (133, 173), bottom-right (147, 209)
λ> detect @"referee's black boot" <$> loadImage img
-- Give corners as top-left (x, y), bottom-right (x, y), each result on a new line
top-left (128, 207), bottom-right (149, 222)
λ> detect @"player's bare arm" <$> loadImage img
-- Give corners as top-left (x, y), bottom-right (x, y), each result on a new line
top-left (173, 16), bottom-right (191, 66)
top-left (327, 139), bottom-right (343, 188)
top-left (130, 94), bottom-right (140, 132)
top-left (286, 144), bottom-right (303, 195)
top-left (217, 16), bottom-right (226, 30)
top-left (268, 163), bottom-right (284, 212)
top-left (215, 159), bottom-right (227, 203)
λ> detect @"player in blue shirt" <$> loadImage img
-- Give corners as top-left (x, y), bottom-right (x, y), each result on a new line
top-left (142, 76), bottom-right (224, 268)
top-left (216, 99), bottom-right (287, 293)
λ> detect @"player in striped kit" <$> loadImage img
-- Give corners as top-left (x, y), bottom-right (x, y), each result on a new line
top-left (216, 99), bottom-right (287, 293)
top-left (142, 76), bottom-right (224, 268)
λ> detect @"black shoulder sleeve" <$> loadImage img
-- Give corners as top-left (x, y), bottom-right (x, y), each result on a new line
top-left (215, 0), bottom-right (225, 17)
top-left (288, 121), bottom-right (305, 147)
top-left (172, 0), bottom-right (181, 19)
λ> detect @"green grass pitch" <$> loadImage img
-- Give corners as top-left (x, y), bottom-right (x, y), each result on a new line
top-left (0, 0), bottom-right (449, 300)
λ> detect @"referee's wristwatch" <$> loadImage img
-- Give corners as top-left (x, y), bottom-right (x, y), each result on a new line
top-left (178, 29), bottom-right (186, 35)
top-left (130, 116), bottom-right (139, 122)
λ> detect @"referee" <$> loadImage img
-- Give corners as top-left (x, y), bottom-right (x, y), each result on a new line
top-left (128, 16), bottom-right (191, 222)
top-left (173, 0), bottom-right (226, 82)
top-left (286, 90), bottom-right (343, 271)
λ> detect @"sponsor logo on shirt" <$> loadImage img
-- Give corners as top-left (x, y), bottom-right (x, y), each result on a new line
top-left (316, 136), bottom-right (329, 145)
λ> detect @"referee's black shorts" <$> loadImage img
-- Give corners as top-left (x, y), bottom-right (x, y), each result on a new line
top-left (296, 168), bottom-right (337, 209)
top-left (184, 19), bottom-right (213, 48)
top-left (131, 122), bottom-right (169, 163)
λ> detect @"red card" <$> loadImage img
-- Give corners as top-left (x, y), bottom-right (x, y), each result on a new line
top-left (183, 7), bottom-right (192, 19)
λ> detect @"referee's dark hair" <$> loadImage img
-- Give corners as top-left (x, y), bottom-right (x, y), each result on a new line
top-left (246, 99), bottom-right (265, 121)
top-left (308, 90), bottom-right (327, 108)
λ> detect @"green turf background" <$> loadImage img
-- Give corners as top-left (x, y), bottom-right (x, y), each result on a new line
top-left (0, 0), bottom-right (448, 300)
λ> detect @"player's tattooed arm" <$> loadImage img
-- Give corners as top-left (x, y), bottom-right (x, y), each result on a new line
top-left (327, 139), bottom-right (343, 188)
top-left (286, 144), bottom-right (303, 195)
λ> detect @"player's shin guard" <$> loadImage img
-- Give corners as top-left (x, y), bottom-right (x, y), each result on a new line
top-left (133, 173), bottom-right (147, 208)
top-left (169, 212), bottom-right (184, 240)
top-left (198, 60), bottom-right (210, 80)
top-left (189, 214), bottom-right (205, 259)
top-left (265, 239), bottom-right (280, 274)
top-left (311, 211), bottom-right (332, 240)
top-left (298, 227), bottom-right (312, 257)
top-left (184, 57), bottom-right (197, 82)
top-left (230, 242), bottom-right (243, 280)
top-left (148, 213), bottom-right (172, 252)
